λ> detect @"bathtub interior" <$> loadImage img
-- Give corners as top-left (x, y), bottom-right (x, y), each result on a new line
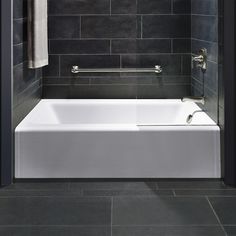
top-left (15, 99), bottom-right (220, 178)
top-left (17, 99), bottom-right (216, 129)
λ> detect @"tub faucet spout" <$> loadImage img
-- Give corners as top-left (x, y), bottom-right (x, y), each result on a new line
top-left (186, 110), bottom-right (206, 124)
top-left (181, 96), bottom-right (205, 105)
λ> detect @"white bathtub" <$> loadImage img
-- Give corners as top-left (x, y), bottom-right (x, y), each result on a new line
top-left (15, 99), bottom-right (221, 178)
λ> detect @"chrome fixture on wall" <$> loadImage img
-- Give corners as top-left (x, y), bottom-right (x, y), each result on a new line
top-left (192, 48), bottom-right (207, 71)
top-left (181, 96), bottom-right (205, 105)
top-left (71, 65), bottom-right (163, 74)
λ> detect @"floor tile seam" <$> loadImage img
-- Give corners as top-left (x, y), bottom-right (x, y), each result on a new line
top-left (0, 224), bottom-right (224, 227)
top-left (0, 188), bottom-right (70, 191)
top-left (0, 196), bottom-right (112, 200)
top-left (111, 224), bottom-right (223, 227)
top-left (110, 196), bottom-right (208, 199)
top-left (174, 195), bottom-right (236, 197)
top-left (81, 188), bottom-right (159, 190)
top-left (82, 195), bottom-right (175, 197)
top-left (222, 224), bottom-right (236, 227)
top-left (0, 225), bottom-right (112, 227)
top-left (0, 195), bottom-right (224, 199)
top-left (3, 194), bottom-right (236, 197)
top-left (3, 188), bottom-right (233, 192)
top-left (159, 188), bottom-right (233, 190)
top-left (206, 196), bottom-right (227, 235)
top-left (0, 225), bottom-right (229, 227)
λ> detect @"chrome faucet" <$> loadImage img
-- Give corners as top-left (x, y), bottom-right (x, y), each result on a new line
top-left (186, 110), bottom-right (206, 124)
top-left (181, 96), bottom-right (205, 105)
top-left (192, 48), bottom-right (207, 71)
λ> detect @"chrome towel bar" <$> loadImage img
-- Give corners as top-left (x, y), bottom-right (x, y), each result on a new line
top-left (71, 65), bottom-right (162, 74)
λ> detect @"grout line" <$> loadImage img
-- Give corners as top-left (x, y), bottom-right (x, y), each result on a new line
top-left (48, 13), bottom-right (191, 16)
top-left (0, 224), bottom-right (223, 227)
top-left (111, 224), bottom-right (221, 227)
top-left (47, 53), bottom-right (191, 56)
top-left (206, 197), bottom-right (227, 235)
top-left (191, 13), bottom-right (218, 17)
top-left (48, 37), bottom-right (190, 40)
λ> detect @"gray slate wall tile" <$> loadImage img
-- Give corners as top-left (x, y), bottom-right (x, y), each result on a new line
top-left (143, 15), bottom-right (190, 38)
top-left (192, 0), bottom-right (218, 15)
top-left (173, 0), bottom-right (191, 14)
top-left (192, 16), bottom-right (218, 42)
top-left (81, 16), bottom-right (138, 39)
top-left (137, 0), bottom-right (171, 14)
top-left (48, 16), bottom-right (80, 39)
top-left (50, 40), bottom-right (110, 55)
top-left (111, 0), bottom-right (137, 14)
top-left (48, 0), bottom-right (110, 15)
top-left (44, 0), bottom-right (198, 99)
top-left (111, 39), bottom-right (171, 54)
top-left (13, 0), bottom-right (42, 127)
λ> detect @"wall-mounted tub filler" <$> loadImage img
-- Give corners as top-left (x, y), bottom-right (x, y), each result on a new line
top-left (71, 65), bottom-right (163, 74)
top-left (192, 48), bottom-right (207, 71)
top-left (186, 110), bottom-right (206, 124)
top-left (181, 96), bottom-right (205, 105)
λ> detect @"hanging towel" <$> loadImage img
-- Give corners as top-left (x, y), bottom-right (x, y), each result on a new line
top-left (28, 0), bottom-right (48, 68)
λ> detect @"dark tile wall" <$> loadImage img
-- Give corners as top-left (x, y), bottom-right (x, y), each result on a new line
top-left (191, 0), bottom-right (219, 122)
top-left (42, 0), bottom-right (192, 99)
top-left (13, 0), bottom-right (42, 128)
top-left (218, 0), bottom-right (224, 174)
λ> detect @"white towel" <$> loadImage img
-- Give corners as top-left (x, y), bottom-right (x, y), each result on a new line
top-left (28, 0), bottom-right (48, 69)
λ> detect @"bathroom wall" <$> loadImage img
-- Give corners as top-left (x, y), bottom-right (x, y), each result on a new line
top-left (218, 0), bottom-right (224, 128)
top-left (218, 0), bottom-right (224, 172)
top-left (43, 0), bottom-right (191, 99)
top-left (191, 0), bottom-right (219, 122)
top-left (13, 0), bottom-right (42, 128)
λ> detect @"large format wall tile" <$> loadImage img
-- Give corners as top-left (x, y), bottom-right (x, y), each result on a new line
top-left (143, 15), bottom-right (190, 38)
top-left (48, 0), bottom-right (110, 15)
top-left (50, 40), bottom-right (110, 54)
top-left (81, 16), bottom-right (138, 39)
top-left (192, 15), bottom-right (217, 42)
top-left (192, 0), bottom-right (218, 15)
top-left (13, 0), bottom-right (42, 128)
top-left (43, 0), bottom-right (192, 99)
top-left (48, 16), bottom-right (80, 39)
top-left (191, 0), bottom-right (220, 123)
top-left (111, 39), bottom-right (172, 54)
top-left (137, 0), bottom-right (171, 14)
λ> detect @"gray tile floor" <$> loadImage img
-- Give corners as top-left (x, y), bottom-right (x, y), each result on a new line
top-left (0, 180), bottom-right (235, 236)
